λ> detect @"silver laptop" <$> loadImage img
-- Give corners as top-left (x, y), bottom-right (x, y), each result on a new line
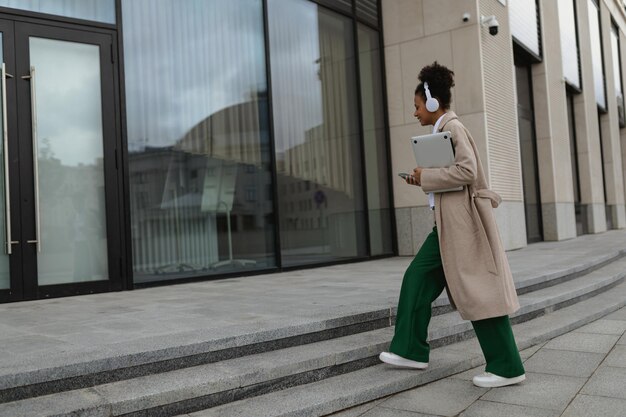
top-left (410, 131), bottom-right (463, 192)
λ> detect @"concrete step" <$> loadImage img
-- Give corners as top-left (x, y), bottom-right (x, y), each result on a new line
top-left (1, 245), bottom-right (622, 405)
top-left (420, 256), bottom-right (626, 347)
top-left (0, 308), bottom-right (394, 402)
top-left (185, 280), bottom-right (626, 417)
top-left (431, 245), bottom-right (626, 312)
top-left (0, 257), bottom-right (624, 416)
top-left (511, 245), bottom-right (626, 295)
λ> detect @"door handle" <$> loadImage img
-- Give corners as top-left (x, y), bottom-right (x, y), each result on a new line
top-left (22, 66), bottom-right (41, 252)
top-left (2, 63), bottom-right (18, 254)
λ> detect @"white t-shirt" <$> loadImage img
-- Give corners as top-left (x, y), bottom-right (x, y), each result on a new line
top-left (428, 113), bottom-right (447, 209)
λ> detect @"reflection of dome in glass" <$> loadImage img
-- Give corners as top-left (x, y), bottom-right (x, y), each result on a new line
top-left (175, 95), bottom-right (268, 167)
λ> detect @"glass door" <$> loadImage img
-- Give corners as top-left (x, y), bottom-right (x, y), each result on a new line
top-left (515, 64), bottom-right (544, 243)
top-left (0, 19), bottom-right (122, 301)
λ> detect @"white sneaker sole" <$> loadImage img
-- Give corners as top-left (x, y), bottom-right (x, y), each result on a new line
top-left (473, 373), bottom-right (526, 388)
top-left (379, 352), bottom-right (428, 369)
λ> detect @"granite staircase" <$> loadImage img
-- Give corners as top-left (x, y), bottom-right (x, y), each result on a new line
top-left (0, 244), bottom-right (625, 417)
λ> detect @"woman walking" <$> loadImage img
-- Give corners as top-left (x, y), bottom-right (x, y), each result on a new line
top-left (379, 62), bottom-right (526, 388)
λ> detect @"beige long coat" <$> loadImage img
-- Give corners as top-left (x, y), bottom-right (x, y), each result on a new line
top-left (420, 111), bottom-right (520, 321)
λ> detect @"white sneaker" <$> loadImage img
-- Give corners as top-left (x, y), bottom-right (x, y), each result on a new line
top-left (379, 352), bottom-right (428, 369)
top-left (472, 372), bottom-right (526, 388)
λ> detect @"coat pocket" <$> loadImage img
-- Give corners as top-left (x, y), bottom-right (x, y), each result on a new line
top-left (452, 203), bottom-right (479, 234)
top-left (470, 194), bottom-right (499, 275)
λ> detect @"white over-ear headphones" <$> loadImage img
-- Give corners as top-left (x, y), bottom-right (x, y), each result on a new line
top-left (424, 82), bottom-right (440, 112)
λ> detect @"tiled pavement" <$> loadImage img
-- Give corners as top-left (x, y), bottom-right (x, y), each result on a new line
top-left (329, 307), bottom-right (626, 417)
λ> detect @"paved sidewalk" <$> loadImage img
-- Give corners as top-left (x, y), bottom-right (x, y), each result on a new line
top-left (1, 230), bottom-right (625, 376)
top-left (329, 306), bottom-right (626, 417)
top-left (0, 231), bottom-right (625, 416)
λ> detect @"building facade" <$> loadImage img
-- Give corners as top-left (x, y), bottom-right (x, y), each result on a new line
top-left (0, 0), bottom-right (625, 303)
top-left (0, 0), bottom-right (395, 303)
top-left (385, 0), bottom-right (626, 254)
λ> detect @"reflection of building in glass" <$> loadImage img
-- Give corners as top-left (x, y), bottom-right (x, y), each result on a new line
top-left (129, 96), bottom-right (274, 280)
top-left (283, 124), bottom-right (357, 198)
top-left (279, 17), bottom-right (359, 201)
top-left (273, 10), bottom-right (366, 263)
top-left (279, 121), bottom-right (363, 258)
top-left (278, 114), bottom-right (363, 256)
top-left (278, 171), bottom-right (362, 259)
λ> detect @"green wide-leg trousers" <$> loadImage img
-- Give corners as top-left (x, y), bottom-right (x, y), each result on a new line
top-left (389, 227), bottom-right (525, 378)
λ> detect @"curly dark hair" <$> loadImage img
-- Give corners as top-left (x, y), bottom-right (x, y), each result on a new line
top-left (414, 61), bottom-right (455, 110)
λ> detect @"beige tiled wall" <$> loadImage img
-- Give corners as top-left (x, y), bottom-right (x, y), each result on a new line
top-left (383, 0), bottom-right (626, 254)
top-left (574, 0), bottom-right (609, 233)
top-left (479, 0), bottom-right (523, 202)
top-left (383, 0), bottom-right (527, 252)
top-left (599, 2), bottom-right (626, 228)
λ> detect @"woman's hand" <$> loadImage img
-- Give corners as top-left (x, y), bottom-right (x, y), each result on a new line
top-left (412, 167), bottom-right (422, 185)
top-left (402, 167), bottom-right (422, 186)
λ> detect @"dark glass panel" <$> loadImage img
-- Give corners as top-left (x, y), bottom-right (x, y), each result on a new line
top-left (357, 24), bottom-right (392, 255)
top-left (268, 0), bottom-right (366, 266)
top-left (122, 0), bottom-right (275, 283)
top-left (515, 65), bottom-right (543, 242)
top-left (0, 0), bottom-right (115, 23)
top-left (356, 0), bottom-right (378, 27)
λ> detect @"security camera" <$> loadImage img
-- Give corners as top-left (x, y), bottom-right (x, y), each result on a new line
top-left (481, 15), bottom-right (499, 36)
top-left (462, 12), bottom-right (470, 23)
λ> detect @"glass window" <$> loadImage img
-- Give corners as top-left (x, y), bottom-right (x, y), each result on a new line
top-left (317, 0), bottom-right (352, 14)
top-left (268, 0), bottom-right (367, 267)
top-left (122, 0), bottom-right (275, 283)
top-left (566, 93), bottom-right (584, 235)
top-left (611, 25), bottom-right (625, 127)
top-left (358, 24), bottom-right (392, 256)
top-left (356, 0), bottom-right (379, 26)
top-left (588, 0), bottom-right (606, 109)
top-left (558, 0), bottom-right (581, 89)
top-left (0, 0), bottom-right (115, 24)
top-left (31, 38), bottom-right (110, 285)
top-left (509, 0), bottom-right (540, 56)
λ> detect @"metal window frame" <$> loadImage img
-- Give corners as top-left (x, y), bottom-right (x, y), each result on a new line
top-left (0, 0), bottom-right (396, 298)
top-left (0, 9), bottom-right (127, 299)
top-left (511, 56), bottom-right (545, 243)
top-left (569, 0), bottom-right (584, 92)
top-left (0, 4), bottom-right (116, 28)
top-left (610, 21), bottom-right (625, 127)
top-left (590, 0), bottom-right (608, 112)
top-left (116, 0), bottom-right (395, 289)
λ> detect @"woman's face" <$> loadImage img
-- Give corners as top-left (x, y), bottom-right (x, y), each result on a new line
top-left (413, 93), bottom-right (434, 126)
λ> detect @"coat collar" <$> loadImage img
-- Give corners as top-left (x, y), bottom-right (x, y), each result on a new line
top-left (436, 111), bottom-right (458, 132)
